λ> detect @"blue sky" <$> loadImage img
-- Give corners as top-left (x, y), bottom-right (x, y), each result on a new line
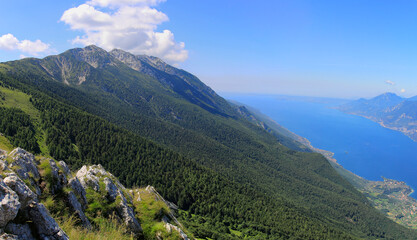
top-left (1, 0), bottom-right (417, 98)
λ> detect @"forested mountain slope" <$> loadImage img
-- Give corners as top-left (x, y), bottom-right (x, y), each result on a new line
top-left (0, 46), bottom-right (415, 239)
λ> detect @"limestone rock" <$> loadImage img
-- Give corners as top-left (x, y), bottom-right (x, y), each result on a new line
top-left (0, 159), bottom-right (9, 172)
top-left (8, 148), bottom-right (40, 180)
top-left (3, 174), bottom-right (37, 208)
top-left (0, 181), bottom-right (20, 228)
top-left (76, 165), bottom-right (102, 191)
top-left (27, 202), bottom-right (69, 240)
top-left (8, 148), bottom-right (40, 195)
top-left (116, 193), bottom-right (142, 234)
top-left (58, 161), bottom-right (71, 176)
top-left (4, 223), bottom-right (35, 240)
top-left (68, 177), bottom-right (88, 210)
top-left (67, 191), bottom-right (91, 229)
top-left (104, 177), bottom-right (119, 201)
top-left (48, 159), bottom-right (67, 194)
top-left (0, 233), bottom-right (19, 239)
top-left (101, 176), bottom-right (142, 234)
top-left (164, 223), bottom-right (190, 240)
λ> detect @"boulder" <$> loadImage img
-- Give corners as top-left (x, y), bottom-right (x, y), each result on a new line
top-left (58, 161), bottom-right (71, 176)
top-left (67, 191), bottom-right (91, 229)
top-left (0, 233), bottom-right (19, 239)
top-left (3, 174), bottom-right (37, 208)
top-left (68, 177), bottom-right (88, 209)
top-left (0, 159), bottom-right (8, 172)
top-left (79, 166), bottom-right (142, 235)
top-left (4, 223), bottom-right (35, 240)
top-left (8, 148), bottom-right (40, 180)
top-left (76, 165), bottom-right (100, 191)
top-left (0, 181), bottom-right (20, 228)
top-left (104, 177), bottom-right (119, 201)
top-left (27, 202), bottom-right (69, 240)
top-left (8, 148), bottom-right (40, 195)
top-left (48, 159), bottom-right (67, 194)
top-left (116, 193), bottom-right (142, 235)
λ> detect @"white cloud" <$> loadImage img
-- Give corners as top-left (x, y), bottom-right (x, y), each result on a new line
top-left (401, 89), bottom-right (406, 93)
top-left (61, 0), bottom-right (188, 64)
top-left (87, 0), bottom-right (165, 7)
top-left (0, 33), bottom-right (51, 56)
top-left (385, 80), bottom-right (395, 85)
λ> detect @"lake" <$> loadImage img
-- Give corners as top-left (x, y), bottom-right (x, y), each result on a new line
top-left (224, 94), bottom-right (417, 196)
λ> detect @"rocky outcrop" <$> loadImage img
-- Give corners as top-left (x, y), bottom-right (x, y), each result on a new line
top-left (27, 202), bottom-right (68, 239)
top-left (68, 177), bottom-right (88, 209)
top-left (0, 181), bottom-right (20, 228)
top-left (3, 173), bottom-right (37, 208)
top-left (4, 223), bottom-right (35, 240)
top-left (67, 191), bottom-right (91, 229)
top-left (7, 148), bottom-right (41, 195)
top-left (76, 165), bottom-right (142, 235)
top-left (1, 147), bottom-right (193, 239)
top-left (0, 149), bottom-right (69, 239)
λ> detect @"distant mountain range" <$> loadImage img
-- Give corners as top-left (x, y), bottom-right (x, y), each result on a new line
top-left (0, 46), bottom-right (416, 239)
top-left (338, 92), bottom-right (417, 141)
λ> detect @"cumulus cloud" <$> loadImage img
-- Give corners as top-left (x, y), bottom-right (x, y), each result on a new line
top-left (0, 34), bottom-right (51, 56)
top-left (61, 0), bottom-right (188, 64)
top-left (385, 80), bottom-right (395, 85)
top-left (87, 0), bottom-right (165, 7)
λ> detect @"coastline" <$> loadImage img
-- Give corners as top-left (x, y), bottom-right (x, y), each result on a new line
top-left (344, 112), bottom-right (417, 142)
top-left (298, 131), bottom-right (417, 229)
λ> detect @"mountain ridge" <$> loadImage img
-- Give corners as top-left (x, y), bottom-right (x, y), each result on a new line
top-left (338, 92), bottom-right (417, 141)
top-left (0, 46), bottom-right (416, 239)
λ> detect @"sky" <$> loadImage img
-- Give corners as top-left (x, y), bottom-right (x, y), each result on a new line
top-left (0, 0), bottom-right (417, 98)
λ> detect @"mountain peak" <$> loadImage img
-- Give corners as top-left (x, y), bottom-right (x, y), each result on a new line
top-left (378, 92), bottom-right (401, 98)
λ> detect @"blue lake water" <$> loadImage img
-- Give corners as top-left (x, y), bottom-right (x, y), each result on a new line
top-left (224, 94), bottom-right (417, 196)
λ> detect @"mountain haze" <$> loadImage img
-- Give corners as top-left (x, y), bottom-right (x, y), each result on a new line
top-left (0, 46), bottom-right (416, 239)
top-left (338, 92), bottom-right (417, 141)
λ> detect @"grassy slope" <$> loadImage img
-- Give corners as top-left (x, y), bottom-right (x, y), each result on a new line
top-left (0, 85), bottom-right (49, 156)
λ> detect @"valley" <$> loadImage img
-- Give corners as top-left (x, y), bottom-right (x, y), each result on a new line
top-left (0, 46), bottom-right (416, 239)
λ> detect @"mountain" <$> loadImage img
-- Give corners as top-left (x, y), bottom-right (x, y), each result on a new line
top-left (407, 95), bottom-right (417, 101)
top-left (338, 93), bottom-right (417, 141)
top-left (0, 46), bottom-right (416, 239)
top-left (0, 147), bottom-right (192, 239)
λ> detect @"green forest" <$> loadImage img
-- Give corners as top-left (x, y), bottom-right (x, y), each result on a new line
top-left (0, 46), bottom-right (416, 239)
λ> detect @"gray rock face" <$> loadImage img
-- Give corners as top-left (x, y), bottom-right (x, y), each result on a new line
top-left (67, 191), bottom-right (91, 229)
top-left (78, 165), bottom-right (142, 234)
top-left (68, 177), bottom-right (88, 210)
top-left (117, 193), bottom-right (142, 235)
top-left (0, 159), bottom-right (9, 172)
top-left (0, 233), bottom-right (19, 239)
top-left (0, 181), bottom-right (20, 228)
top-left (3, 174), bottom-right (37, 208)
top-left (48, 159), bottom-right (68, 194)
top-left (58, 161), bottom-right (71, 176)
top-left (8, 148), bottom-right (40, 180)
top-left (4, 223), bottom-right (35, 240)
top-left (76, 165), bottom-right (103, 191)
top-left (8, 148), bottom-right (41, 195)
top-left (27, 202), bottom-right (69, 240)
top-left (103, 177), bottom-right (119, 201)
top-left (164, 222), bottom-right (190, 240)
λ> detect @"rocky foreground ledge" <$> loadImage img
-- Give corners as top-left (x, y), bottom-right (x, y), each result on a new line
top-left (0, 148), bottom-right (191, 240)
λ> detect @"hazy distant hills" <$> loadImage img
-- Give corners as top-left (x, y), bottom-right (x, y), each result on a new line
top-left (0, 46), bottom-right (416, 239)
top-left (338, 92), bottom-right (417, 141)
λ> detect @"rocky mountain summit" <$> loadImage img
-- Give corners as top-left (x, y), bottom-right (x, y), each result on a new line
top-left (0, 148), bottom-right (191, 240)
